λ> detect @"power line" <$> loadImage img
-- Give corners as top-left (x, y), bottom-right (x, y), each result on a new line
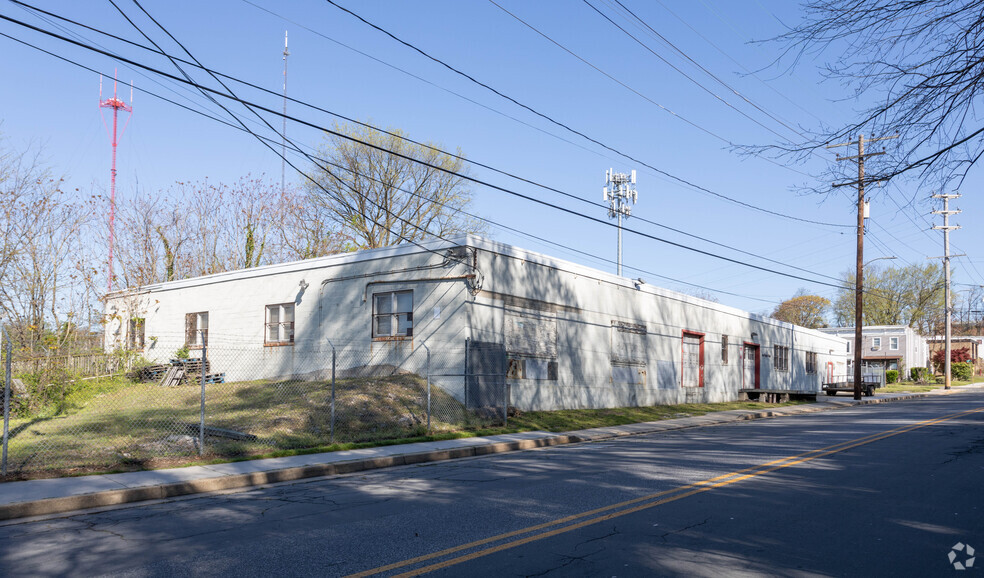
top-left (487, 0), bottom-right (819, 182)
top-left (320, 0), bottom-right (851, 228)
top-left (0, 13), bottom-right (855, 292)
top-left (0, 28), bottom-right (785, 306)
top-left (0, 6), bottom-right (852, 284)
top-left (582, 0), bottom-right (798, 146)
top-left (596, 0), bottom-right (808, 141)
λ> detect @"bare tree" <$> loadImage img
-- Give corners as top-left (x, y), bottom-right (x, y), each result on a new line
top-left (116, 192), bottom-right (190, 286)
top-left (271, 185), bottom-right (351, 261)
top-left (305, 122), bottom-right (485, 249)
top-left (0, 140), bottom-right (95, 353)
top-left (768, 1), bottom-right (984, 191)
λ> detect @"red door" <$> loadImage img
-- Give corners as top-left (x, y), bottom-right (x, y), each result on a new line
top-left (743, 343), bottom-right (760, 389)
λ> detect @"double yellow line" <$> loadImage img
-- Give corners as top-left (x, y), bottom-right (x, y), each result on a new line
top-left (349, 405), bottom-right (984, 577)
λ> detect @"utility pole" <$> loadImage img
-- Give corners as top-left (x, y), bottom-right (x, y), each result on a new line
top-left (932, 193), bottom-right (962, 390)
top-left (99, 71), bottom-right (133, 294)
top-left (829, 133), bottom-right (897, 400)
top-left (603, 168), bottom-right (638, 276)
top-left (281, 30), bottom-right (289, 196)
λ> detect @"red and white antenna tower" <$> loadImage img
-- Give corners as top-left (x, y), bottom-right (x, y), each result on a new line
top-left (99, 70), bottom-right (133, 293)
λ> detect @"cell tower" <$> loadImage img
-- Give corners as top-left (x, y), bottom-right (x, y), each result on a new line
top-left (281, 30), bottom-right (289, 195)
top-left (603, 168), bottom-right (638, 276)
top-left (99, 70), bottom-right (133, 293)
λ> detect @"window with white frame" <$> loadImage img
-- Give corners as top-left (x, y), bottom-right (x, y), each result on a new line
top-left (890, 336), bottom-right (899, 350)
top-left (185, 311), bottom-right (208, 348)
top-left (873, 337), bottom-right (882, 348)
top-left (847, 340), bottom-right (851, 353)
top-left (373, 290), bottom-right (413, 338)
top-left (265, 303), bottom-right (295, 345)
top-left (773, 345), bottom-right (790, 371)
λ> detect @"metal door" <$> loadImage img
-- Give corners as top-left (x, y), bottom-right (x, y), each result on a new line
top-left (682, 334), bottom-right (702, 388)
top-left (743, 344), bottom-right (759, 389)
top-left (465, 340), bottom-right (506, 410)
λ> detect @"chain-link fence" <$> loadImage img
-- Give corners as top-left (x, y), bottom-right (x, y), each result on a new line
top-left (0, 335), bottom-right (508, 478)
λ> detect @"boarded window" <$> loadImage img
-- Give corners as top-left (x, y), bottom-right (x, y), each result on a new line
top-left (507, 358), bottom-right (558, 380)
top-left (611, 321), bottom-right (647, 365)
top-left (265, 303), bottom-right (295, 345)
top-left (505, 312), bottom-right (557, 358)
top-left (373, 291), bottom-right (413, 339)
top-left (185, 312), bottom-right (208, 348)
top-left (721, 335), bottom-right (729, 365)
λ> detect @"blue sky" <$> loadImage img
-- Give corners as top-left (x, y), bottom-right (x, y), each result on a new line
top-left (1, 0), bottom-right (981, 315)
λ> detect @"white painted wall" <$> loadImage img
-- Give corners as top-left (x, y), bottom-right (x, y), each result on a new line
top-left (105, 235), bottom-right (849, 410)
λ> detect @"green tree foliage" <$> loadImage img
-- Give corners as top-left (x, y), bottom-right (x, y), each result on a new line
top-left (770, 291), bottom-right (830, 328)
top-left (832, 263), bottom-right (945, 334)
top-left (952, 362), bottom-right (973, 381)
top-left (305, 122), bottom-right (484, 250)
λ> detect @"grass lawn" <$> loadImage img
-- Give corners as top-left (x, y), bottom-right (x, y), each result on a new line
top-left (880, 375), bottom-right (984, 393)
top-left (0, 371), bottom-right (808, 480)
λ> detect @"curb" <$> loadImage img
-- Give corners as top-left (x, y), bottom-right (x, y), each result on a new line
top-left (0, 435), bottom-right (581, 521)
top-left (0, 392), bottom-right (942, 521)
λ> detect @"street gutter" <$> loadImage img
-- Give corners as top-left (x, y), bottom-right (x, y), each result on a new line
top-left (0, 391), bottom-right (956, 521)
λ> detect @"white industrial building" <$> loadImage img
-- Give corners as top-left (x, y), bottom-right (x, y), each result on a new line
top-left (104, 235), bottom-right (849, 411)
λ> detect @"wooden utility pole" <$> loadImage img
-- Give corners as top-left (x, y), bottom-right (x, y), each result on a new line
top-left (932, 193), bottom-right (961, 390)
top-left (829, 133), bottom-right (897, 400)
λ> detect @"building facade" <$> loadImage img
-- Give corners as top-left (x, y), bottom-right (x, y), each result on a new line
top-left (105, 235), bottom-right (849, 411)
top-left (818, 325), bottom-right (929, 379)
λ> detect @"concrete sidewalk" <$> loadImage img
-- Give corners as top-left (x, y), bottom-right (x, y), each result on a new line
top-left (0, 388), bottom-right (973, 521)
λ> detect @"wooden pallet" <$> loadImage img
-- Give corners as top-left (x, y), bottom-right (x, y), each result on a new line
top-left (159, 365), bottom-right (186, 387)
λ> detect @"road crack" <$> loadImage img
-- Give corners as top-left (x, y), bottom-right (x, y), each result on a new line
top-left (659, 517), bottom-right (710, 541)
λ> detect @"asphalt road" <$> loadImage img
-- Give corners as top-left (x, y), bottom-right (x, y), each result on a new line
top-left (2, 394), bottom-right (982, 577)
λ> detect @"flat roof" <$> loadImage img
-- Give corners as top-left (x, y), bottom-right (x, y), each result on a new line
top-left (105, 234), bottom-right (843, 338)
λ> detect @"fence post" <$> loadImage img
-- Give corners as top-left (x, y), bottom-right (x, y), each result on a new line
top-left (199, 329), bottom-right (206, 456)
top-left (326, 338), bottom-right (336, 445)
top-left (421, 343), bottom-right (431, 433)
top-left (503, 381), bottom-right (508, 427)
top-left (2, 327), bottom-right (11, 477)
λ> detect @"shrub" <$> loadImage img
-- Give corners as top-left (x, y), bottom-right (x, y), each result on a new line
top-left (886, 370), bottom-right (898, 384)
top-left (174, 345), bottom-right (190, 360)
top-left (952, 362), bottom-right (973, 382)
top-left (910, 367), bottom-right (930, 383)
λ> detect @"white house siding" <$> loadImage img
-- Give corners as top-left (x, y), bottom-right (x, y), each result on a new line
top-left (462, 241), bottom-right (848, 410)
top-left (105, 235), bottom-right (848, 411)
top-left (819, 325), bottom-right (929, 374)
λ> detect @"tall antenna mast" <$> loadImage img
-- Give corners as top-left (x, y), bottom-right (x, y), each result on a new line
top-left (99, 69), bottom-right (133, 294)
top-left (603, 168), bottom-right (638, 276)
top-left (281, 30), bottom-right (289, 196)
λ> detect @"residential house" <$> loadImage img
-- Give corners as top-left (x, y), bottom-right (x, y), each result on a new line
top-left (818, 325), bottom-right (929, 380)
